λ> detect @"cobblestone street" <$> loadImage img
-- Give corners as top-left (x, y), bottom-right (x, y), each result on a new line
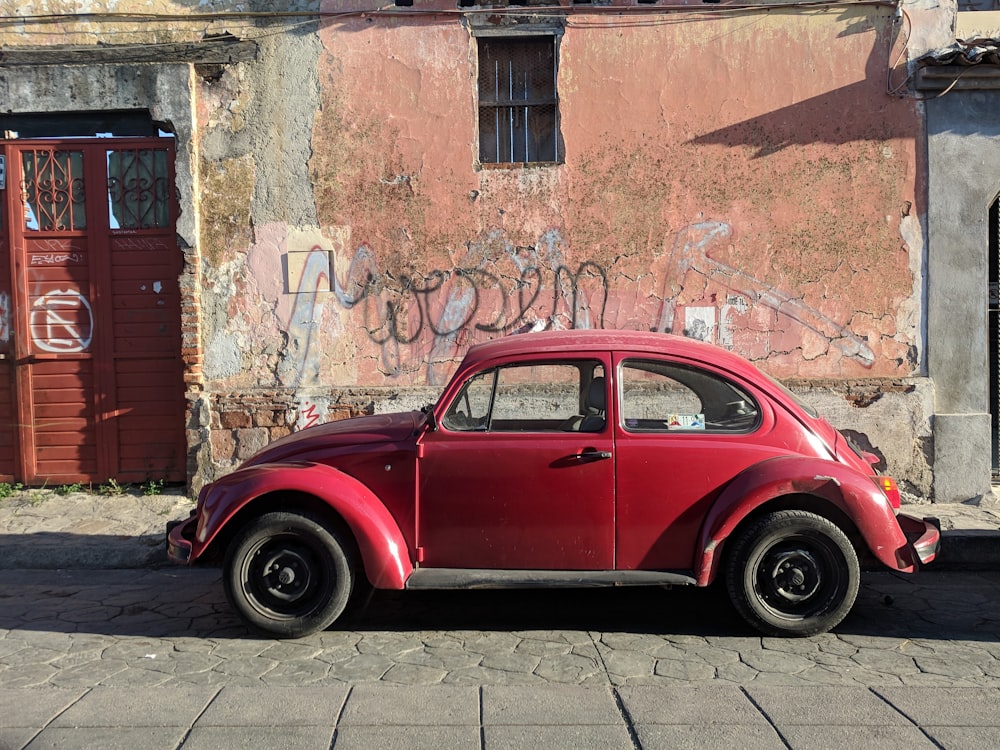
top-left (3, 569), bottom-right (1000, 690)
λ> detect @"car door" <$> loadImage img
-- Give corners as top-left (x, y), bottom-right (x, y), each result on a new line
top-left (416, 356), bottom-right (615, 570)
top-left (612, 354), bottom-right (785, 571)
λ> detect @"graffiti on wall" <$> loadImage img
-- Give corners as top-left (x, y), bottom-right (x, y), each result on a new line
top-left (296, 400), bottom-right (325, 431)
top-left (31, 288), bottom-right (93, 353)
top-left (272, 220), bottom-right (883, 397)
top-left (281, 228), bottom-right (609, 385)
top-left (654, 222), bottom-right (875, 366)
top-left (0, 293), bottom-right (10, 344)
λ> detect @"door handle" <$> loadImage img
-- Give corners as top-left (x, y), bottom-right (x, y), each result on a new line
top-left (568, 450), bottom-right (612, 462)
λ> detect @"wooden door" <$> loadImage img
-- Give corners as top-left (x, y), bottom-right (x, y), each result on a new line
top-left (0, 139), bottom-right (185, 485)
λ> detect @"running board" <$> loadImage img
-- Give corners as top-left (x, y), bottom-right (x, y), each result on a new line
top-left (405, 568), bottom-right (697, 590)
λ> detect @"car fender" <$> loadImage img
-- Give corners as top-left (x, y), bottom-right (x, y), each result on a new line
top-left (694, 455), bottom-right (912, 586)
top-left (194, 462), bottom-right (413, 589)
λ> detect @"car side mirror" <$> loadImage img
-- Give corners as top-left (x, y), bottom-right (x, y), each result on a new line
top-left (419, 404), bottom-right (438, 432)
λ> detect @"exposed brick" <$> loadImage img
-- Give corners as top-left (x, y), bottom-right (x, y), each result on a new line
top-left (328, 406), bottom-right (357, 421)
top-left (210, 429), bottom-right (235, 458)
top-left (254, 410), bottom-right (283, 428)
top-left (270, 426), bottom-right (292, 440)
top-left (235, 427), bottom-right (269, 459)
top-left (220, 411), bottom-right (252, 429)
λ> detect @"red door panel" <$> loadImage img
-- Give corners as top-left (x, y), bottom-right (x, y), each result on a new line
top-left (417, 431), bottom-right (615, 570)
top-left (1, 138), bottom-right (185, 484)
top-left (417, 357), bottom-right (615, 571)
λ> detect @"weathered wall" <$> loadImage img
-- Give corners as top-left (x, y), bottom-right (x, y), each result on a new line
top-left (189, 3), bottom-right (935, 493)
top-left (0, 1), bottom-right (955, 498)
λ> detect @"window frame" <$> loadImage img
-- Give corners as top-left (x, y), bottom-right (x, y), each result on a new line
top-left (473, 27), bottom-right (563, 168)
top-left (441, 358), bottom-right (604, 433)
top-left (617, 358), bottom-right (762, 435)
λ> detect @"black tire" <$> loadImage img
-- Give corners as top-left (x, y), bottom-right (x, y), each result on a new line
top-left (725, 510), bottom-right (860, 637)
top-left (223, 511), bottom-right (357, 638)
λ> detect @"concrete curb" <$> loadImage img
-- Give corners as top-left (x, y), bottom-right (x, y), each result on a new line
top-left (931, 529), bottom-right (1000, 571)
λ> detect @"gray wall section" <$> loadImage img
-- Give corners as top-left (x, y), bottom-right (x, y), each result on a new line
top-left (926, 90), bottom-right (1000, 503)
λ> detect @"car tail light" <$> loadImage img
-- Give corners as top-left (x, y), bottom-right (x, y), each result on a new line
top-left (875, 476), bottom-right (901, 509)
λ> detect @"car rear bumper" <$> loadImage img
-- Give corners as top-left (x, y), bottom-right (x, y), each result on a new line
top-left (897, 512), bottom-right (941, 567)
top-left (166, 515), bottom-right (197, 564)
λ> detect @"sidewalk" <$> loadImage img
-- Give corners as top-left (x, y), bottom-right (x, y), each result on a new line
top-left (5, 683), bottom-right (1000, 750)
top-left (0, 487), bottom-right (194, 570)
top-left (0, 488), bottom-right (998, 570)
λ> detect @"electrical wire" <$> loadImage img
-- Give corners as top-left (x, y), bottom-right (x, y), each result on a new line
top-left (0, 0), bottom-right (900, 28)
top-left (885, 4), bottom-right (981, 100)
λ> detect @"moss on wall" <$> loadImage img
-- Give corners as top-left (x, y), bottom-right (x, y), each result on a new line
top-left (199, 155), bottom-right (255, 266)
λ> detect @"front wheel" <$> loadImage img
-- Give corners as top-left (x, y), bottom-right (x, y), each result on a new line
top-left (725, 510), bottom-right (860, 637)
top-left (223, 511), bottom-right (357, 638)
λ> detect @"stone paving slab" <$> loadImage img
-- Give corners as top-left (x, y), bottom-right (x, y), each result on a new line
top-left (617, 684), bottom-right (770, 725)
top-left (339, 683), bottom-right (478, 726)
top-left (874, 686), bottom-right (1000, 726)
top-left (633, 723), bottom-right (786, 750)
top-left (24, 726), bottom-right (193, 750)
top-left (777, 725), bottom-right (937, 750)
top-left (746, 685), bottom-right (914, 726)
top-left (196, 685), bottom-right (348, 727)
top-left (48, 686), bottom-right (218, 728)
top-left (7, 684), bottom-right (1000, 750)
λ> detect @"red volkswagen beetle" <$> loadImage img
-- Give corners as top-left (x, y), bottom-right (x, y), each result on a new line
top-left (168, 330), bottom-right (939, 638)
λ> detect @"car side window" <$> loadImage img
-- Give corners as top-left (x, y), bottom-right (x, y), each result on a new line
top-left (620, 359), bottom-right (759, 433)
top-left (442, 360), bottom-right (605, 433)
top-left (442, 369), bottom-right (495, 431)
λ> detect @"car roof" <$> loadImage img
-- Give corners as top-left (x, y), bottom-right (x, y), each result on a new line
top-left (459, 329), bottom-right (763, 379)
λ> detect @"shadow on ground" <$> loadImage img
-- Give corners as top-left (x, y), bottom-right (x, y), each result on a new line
top-left (2, 567), bottom-right (999, 644)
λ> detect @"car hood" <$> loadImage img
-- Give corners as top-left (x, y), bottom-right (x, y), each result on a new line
top-left (242, 411), bottom-right (425, 467)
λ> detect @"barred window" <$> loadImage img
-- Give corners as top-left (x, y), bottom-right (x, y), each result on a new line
top-left (477, 36), bottom-right (560, 165)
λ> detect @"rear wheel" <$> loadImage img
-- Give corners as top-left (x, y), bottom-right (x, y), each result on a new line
top-left (223, 511), bottom-right (357, 638)
top-left (725, 510), bottom-right (859, 637)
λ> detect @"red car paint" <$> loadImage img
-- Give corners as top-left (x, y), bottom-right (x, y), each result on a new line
top-left (168, 330), bottom-right (938, 632)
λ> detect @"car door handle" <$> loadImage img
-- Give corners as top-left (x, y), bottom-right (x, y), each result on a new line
top-left (568, 450), bottom-right (612, 462)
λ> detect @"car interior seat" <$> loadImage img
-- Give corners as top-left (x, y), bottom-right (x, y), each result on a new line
top-left (578, 376), bottom-right (606, 432)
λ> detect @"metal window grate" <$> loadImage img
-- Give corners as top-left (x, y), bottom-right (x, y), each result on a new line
top-left (106, 148), bottom-right (171, 230)
top-left (21, 148), bottom-right (86, 231)
top-left (478, 37), bottom-right (559, 164)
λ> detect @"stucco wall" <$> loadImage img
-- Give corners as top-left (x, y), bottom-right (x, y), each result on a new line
top-left (206, 6), bottom-right (921, 390)
top-left (188, 4), bottom-right (935, 490)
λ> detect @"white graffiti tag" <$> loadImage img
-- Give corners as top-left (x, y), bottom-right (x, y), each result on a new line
top-left (31, 289), bottom-right (94, 353)
top-left (0, 293), bottom-right (11, 344)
